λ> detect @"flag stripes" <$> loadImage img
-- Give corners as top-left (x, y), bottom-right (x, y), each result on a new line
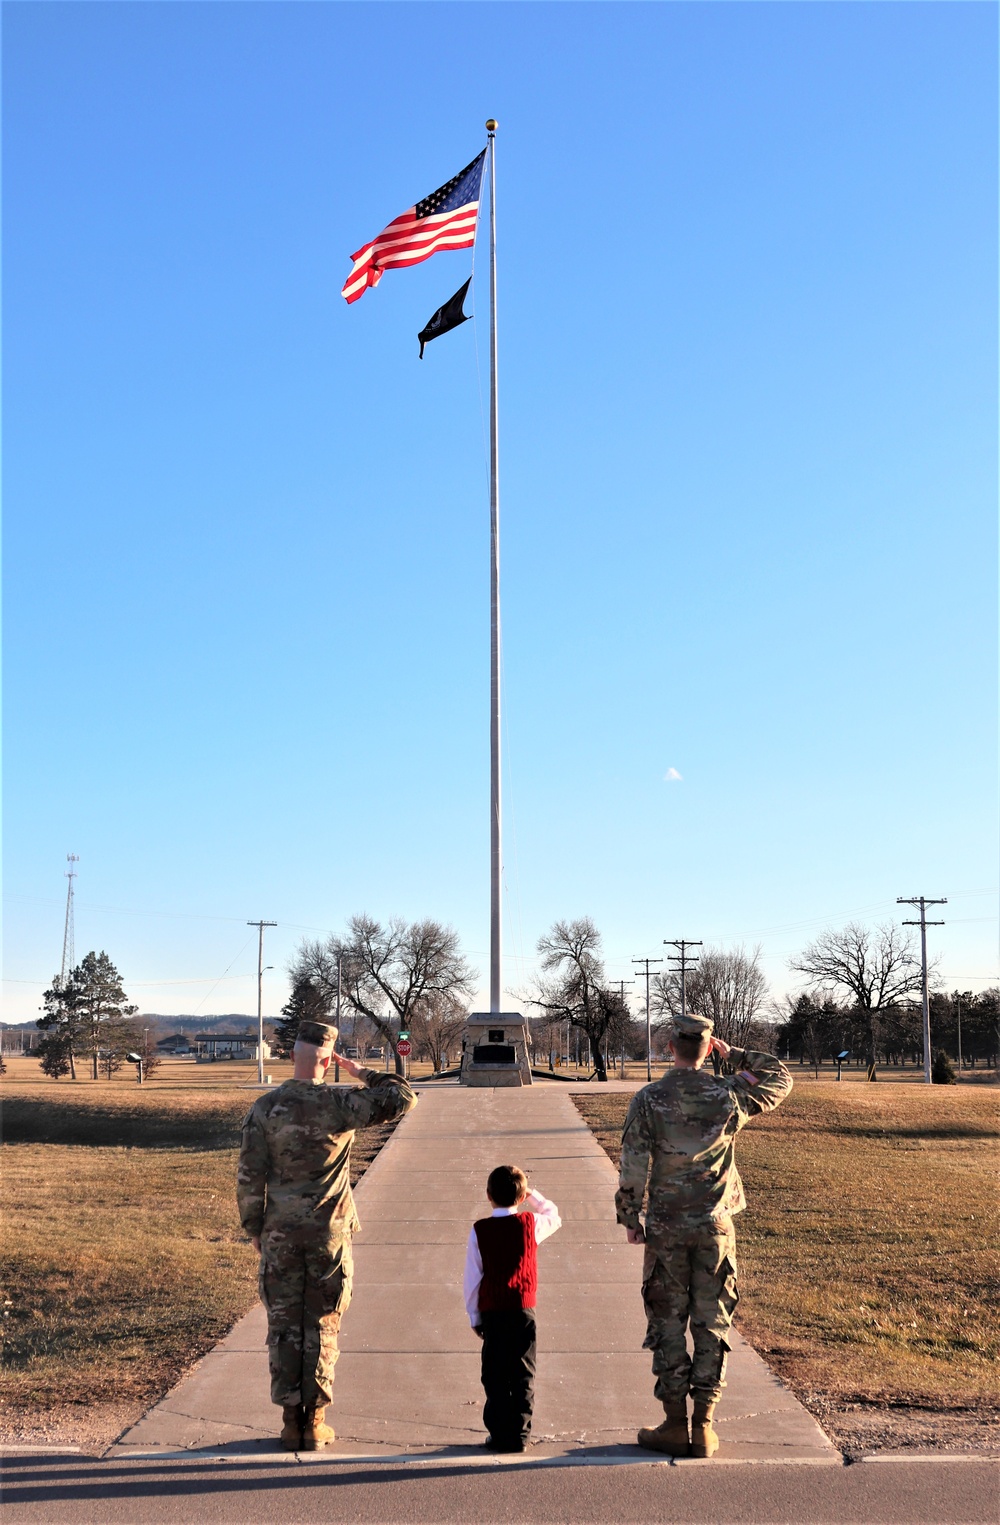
top-left (341, 150), bottom-right (486, 304)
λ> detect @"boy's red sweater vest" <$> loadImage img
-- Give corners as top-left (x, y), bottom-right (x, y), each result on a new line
top-left (474, 1214), bottom-right (538, 1311)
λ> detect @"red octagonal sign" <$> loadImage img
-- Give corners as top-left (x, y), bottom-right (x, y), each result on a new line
top-left (396, 1040), bottom-right (412, 1057)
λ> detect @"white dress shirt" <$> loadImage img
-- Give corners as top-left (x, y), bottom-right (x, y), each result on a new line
top-left (463, 1189), bottom-right (562, 1327)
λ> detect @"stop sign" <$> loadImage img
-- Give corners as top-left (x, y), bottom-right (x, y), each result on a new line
top-left (396, 1039), bottom-right (412, 1057)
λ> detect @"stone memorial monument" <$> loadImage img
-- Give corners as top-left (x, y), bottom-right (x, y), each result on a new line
top-left (459, 1011), bottom-right (533, 1087)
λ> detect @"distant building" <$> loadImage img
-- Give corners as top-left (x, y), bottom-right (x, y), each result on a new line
top-left (194, 1032), bottom-right (270, 1062)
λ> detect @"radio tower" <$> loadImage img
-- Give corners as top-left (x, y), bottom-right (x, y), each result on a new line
top-left (60, 855), bottom-right (79, 984)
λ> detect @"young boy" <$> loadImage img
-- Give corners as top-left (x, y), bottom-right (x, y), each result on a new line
top-left (463, 1165), bottom-right (561, 1453)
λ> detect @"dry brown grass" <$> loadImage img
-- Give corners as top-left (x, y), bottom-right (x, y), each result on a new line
top-left (0, 1079), bottom-right (399, 1444)
top-left (0, 1052), bottom-right (448, 1092)
top-left (574, 1083), bottom-right (1000, 1451)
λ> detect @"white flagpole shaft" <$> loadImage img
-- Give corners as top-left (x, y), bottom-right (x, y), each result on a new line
top-left (487, 122), bottom-right (501, 1014)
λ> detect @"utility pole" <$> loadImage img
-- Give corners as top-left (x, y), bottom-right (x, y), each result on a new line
top-left (897, 897), bottom-right (946, 1084)
top-left (633, 956), bottom-right (663, 1081)
top-left (334, 953), bottom-right (342, 1083)
top-left (956, 992), bottom-right (962, 1074)
top-left (247, 920), bottom-right (277, 1085)
top-left (609, 979), bottom-right (635, 1075)
top-left (664, 939), bottom-right (703, 1021)
top-left (60, 854), bottom-right (79, 984)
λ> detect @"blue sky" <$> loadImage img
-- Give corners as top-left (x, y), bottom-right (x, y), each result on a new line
top-left (4, 2), bottom-right (996, 1024)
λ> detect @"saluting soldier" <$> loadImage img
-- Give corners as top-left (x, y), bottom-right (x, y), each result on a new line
top-left (616, 1013), bottom-right (792, 1458)
top-left (237, 1021), bottom-right (417, 1451)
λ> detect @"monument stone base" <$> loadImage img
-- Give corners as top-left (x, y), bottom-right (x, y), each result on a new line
top-left (459, 1010), bottom-right (533, 1087)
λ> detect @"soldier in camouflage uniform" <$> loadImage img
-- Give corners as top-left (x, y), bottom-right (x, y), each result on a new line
top-left (616, 1013), bottom-right (791, 1458)
top-left (237, 1021), bottom-right (417, 1451)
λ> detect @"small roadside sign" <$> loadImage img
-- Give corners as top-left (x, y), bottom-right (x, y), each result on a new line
top-left (396, 1039), bottom-right (412, 1058)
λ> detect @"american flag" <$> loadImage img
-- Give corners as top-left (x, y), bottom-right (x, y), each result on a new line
top-left (341, 150), bottom-right (486, 305)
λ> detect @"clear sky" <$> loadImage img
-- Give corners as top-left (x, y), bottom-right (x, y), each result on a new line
top-left (4, 2), bottom-right (997, 1025)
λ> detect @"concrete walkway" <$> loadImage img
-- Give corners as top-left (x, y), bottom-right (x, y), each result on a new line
top-left (113, 1085), bottom-right (836, 1466)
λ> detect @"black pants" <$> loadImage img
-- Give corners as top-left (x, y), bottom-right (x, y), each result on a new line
top-left (480, 1309), bottom-right (537, 1444)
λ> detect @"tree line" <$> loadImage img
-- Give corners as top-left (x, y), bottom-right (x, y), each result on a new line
top-left (777, 987), bottom-right (999, 1073)
top-left (32, 913), bottom-right (997, 1082)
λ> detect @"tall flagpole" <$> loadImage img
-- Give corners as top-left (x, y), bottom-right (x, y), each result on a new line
top-left (486, 119), bottom-right (501, 1014)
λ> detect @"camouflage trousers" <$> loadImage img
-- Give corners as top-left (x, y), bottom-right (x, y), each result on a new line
top-left (641, 1217), bottom-right (739, 1404)
top-left (259, 1231), bottom-right (354, 1408)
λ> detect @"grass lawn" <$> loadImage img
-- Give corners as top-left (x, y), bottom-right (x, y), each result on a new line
top-left (0, 1078), bottom-right (400, 1449)
top-left (574, 1081), bottom-right (1000, 1453)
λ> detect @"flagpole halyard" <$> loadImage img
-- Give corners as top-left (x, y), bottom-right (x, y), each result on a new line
top-left (487, 120), bottom-right (501, 1015)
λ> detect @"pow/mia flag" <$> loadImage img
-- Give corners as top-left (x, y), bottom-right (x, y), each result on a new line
top-left (418, 278), bottom-right (472, 358)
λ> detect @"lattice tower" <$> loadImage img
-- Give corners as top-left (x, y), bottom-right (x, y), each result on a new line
top-left (60, 854), bottom-right (79, 984)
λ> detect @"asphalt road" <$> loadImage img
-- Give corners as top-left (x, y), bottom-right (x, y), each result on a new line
top-left (2, 1453), bottom-right (997, 1525)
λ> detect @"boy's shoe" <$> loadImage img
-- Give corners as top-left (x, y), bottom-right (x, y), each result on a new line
top-left (485, 1436), bottom-right (526, 1453)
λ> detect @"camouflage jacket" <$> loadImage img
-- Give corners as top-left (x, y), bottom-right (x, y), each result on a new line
top-left (615, 1050), bottom-right (792, 1235)
top-left (237, 1071), bottom-right (417, 1241)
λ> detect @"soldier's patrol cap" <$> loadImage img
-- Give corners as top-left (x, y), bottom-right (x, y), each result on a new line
top-left (671, 1013), bottom-right (713, 1040)
top-left (296, 1021), bottom-right (337, 1049)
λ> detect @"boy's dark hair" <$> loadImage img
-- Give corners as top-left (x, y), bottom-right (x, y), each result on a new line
top-left (673, 1031), bottom-right (711, 1063)
top-left (487, 1164), bottom-right (528, 1207)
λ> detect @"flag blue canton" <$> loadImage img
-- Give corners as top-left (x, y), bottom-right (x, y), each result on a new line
top-left (416, 151), bottom-right (486, 220)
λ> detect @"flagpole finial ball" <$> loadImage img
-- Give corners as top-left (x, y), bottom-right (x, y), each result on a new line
top-left (485, 119), bottom-right (498, 132)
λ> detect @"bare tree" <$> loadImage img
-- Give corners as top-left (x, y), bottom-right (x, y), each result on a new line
top-left (653, 944), bottom-right (769, 1048)
top-left (409, 991), bottom-right (468, 1073)
top-left (139, 1022), bottom-right (163, 1081)
top-left (604, 990), bottom-right (641, 1074)
top-left (789, 922), bottom-right (922, 1078)
top-left (776, 990), bottom-right (845, 1076)
top-left (292, 915), bottom-right (476, 1075)
top-left (530, 917), bottom-right (616, 1082)
top-left (529, 1010), bottom-right (566, 1071)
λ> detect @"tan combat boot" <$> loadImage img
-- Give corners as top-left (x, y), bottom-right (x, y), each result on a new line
top-left (637, 1398), bottom-right (689, 1456)
top-left (301, 1403), bottom-right (336, 1450)
top-left (690, 1399), bottom-right (720, 1458)
top-left (279, 1405), bottom-right (303, 1451)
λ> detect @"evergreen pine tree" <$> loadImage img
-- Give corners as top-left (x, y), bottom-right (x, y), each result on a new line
top-left (931, 1048), bottom-right (956, 1084)
top-left (273, 977), bottom-right (332, 1058)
